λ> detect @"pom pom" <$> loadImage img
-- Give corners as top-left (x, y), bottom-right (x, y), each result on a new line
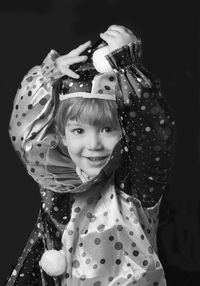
top-left (39, 249), bottom-right (66, 276)
top-left (92, 46), bottom-right (113, 73)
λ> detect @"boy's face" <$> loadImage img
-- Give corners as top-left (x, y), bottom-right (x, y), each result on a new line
top-left (62, 120), bottom-right (121, 179)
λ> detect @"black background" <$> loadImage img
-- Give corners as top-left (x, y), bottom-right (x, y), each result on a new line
top-left (0, 0), bottom-right (199, 285)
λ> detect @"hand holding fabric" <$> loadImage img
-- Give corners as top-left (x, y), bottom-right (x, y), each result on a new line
top-left (100, 24), bottom-right (138, 53)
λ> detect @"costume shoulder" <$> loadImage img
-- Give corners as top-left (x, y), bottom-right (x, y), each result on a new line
top-left (9, 50), bottom-right (82, 192)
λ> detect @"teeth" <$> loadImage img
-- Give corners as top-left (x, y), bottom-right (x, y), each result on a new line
top-left (88, 157), bottom-right (107, 161)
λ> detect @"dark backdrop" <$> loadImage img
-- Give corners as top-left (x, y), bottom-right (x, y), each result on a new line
top-left (0, 1), bottom-right (199, 285)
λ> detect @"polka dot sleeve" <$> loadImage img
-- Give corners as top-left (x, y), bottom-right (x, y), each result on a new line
top-left (8, 50), bottom-right (81, 192)
top-left (106, 42), bottom-right (176, 208)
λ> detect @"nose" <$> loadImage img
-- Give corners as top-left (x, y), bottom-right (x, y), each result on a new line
top-left (86, 132), bottom-right (103, 151)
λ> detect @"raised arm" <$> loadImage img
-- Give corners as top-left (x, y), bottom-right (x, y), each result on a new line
top-left (9, 42), bottom-right (90, 192)
top-left (102, 26), bottom-right (175, 208)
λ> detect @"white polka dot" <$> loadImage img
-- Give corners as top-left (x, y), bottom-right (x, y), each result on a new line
top-left (25, 142), bottom-right (32, 152)
top-left (145, 127), bottom-right (151, 132)
top-left (30, 239), bottom-right (34, 244)
top-left (20, 273), bottom-right (24, 277)
top-left (124, 146), bottom-right (128, 152)
top-left (12, 270), bottom-right (17, 276)
top-left (69, 82), bottom-right (73, 87)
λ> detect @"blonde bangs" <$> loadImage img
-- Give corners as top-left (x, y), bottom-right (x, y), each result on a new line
top-left (55, 97), bottom-right (120, 136)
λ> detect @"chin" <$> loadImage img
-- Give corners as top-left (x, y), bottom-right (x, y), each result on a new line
top-left (81, 158), bottom-right (109, 179)
top-left (85, 167), bottom-right (102, 179)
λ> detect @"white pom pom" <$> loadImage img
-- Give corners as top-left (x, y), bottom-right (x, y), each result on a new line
top-left (39, 249), bottom-right (66, 276)
top-left (92, 46), bottom-right (113, 73)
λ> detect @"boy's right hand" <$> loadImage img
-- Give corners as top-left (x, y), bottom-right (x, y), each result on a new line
top-left (55, 40), bottom-right (91, 79)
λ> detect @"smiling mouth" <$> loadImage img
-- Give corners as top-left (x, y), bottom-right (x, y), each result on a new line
top-left (85, 155), bottom-right (109, 162)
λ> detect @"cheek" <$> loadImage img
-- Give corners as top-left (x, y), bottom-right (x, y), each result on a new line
top-left (104, 134), bottom-right (121, 150)
top-left (63, 134), bottom-right (82, 157)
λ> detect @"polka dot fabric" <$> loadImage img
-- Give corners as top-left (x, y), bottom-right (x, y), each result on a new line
top-left (6, 42), bottom-right (175, 285)
top-left (61, 181), bottom-right (166, 285)
top-left (107, 43), bottom-right (175, 208)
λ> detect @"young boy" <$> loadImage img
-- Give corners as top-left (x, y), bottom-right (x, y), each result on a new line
top-left (7, 25), bottom-right (175, 285)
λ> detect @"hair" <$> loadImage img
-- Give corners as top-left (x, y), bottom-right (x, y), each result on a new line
top-left (54, 97), bottom-right (120, 136)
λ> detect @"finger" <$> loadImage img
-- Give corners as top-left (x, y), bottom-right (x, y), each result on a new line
top-left (64, 55), bottom-right (88, 65)
top-left (57, 55), bottom-right (87, 67)
top-left (100, 31), bottom-right (116, 41)
top-left (67, 41), bottom-right (91, 57)
top-left (108, 25), bottom-right (132, 34)
top-left (107, 24), bottom-right (125, 32)
top-left (103, 30), bottom-right (120, 37)
top-left (97, 42), bottom-right (108, 49)
top-left (67, 40), bottom-right (91, 57)
top-left (99, 33), bottom-right (111, 43)
top-left (63, 68), bottom-right (80, 79)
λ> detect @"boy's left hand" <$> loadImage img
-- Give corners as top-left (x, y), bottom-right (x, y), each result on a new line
top-left (100, 25), bottom-right (138, 53)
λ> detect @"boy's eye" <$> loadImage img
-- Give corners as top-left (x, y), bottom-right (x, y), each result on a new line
top-left (71, 128), bottom-right (84, 134)
top-left (102, 127), bottom-right (112, 133)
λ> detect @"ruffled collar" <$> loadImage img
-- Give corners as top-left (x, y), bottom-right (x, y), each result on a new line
top-left (75, 166), bottom-right (89, 183)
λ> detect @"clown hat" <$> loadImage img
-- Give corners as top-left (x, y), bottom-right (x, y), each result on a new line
top-left (59, 39), bottom-right (117, 102)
